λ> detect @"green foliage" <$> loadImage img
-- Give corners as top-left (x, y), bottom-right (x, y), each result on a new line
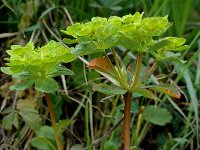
top-left (143, 105), bottom-right (172, 126)
top-left (62, 12), bottom-right (187, 61)
top-left (92, 83), bottom-right (127, 95)
top-left (103, 140), bottom-right (118, 150)
top-left (31, 126), bottom-right (57, 150)
top-left (2, 109), bottom-right (19, 130)
top-left (1, 40), bottom-right (76, 93)
top-left (2, 99), bottom-right (41, 131)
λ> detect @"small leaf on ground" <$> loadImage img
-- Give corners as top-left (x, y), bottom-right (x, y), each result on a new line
top-left (143, 105), bottom-right (172, 126)
top-left (2, 112), bottom-right (18, 130)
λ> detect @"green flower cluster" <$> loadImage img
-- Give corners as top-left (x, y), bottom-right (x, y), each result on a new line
top-left (62, 12), bottom-right (188, 61)
top-left (1, 41), bottom-right (76, 93)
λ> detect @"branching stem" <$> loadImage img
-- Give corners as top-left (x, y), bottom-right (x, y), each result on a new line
top-left (130, 52), bottom-right (143, 90)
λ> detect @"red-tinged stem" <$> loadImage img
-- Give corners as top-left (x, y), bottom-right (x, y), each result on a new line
top-left (45, 93), bottom-right (63, 150)
top-left (123, 92), bottom-right (131, 150)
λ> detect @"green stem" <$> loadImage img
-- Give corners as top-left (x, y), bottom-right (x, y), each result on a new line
top-left (134, 106), bottom-right (144, 148)
top-left (123, 92), bottom-right (132, 150)
top-left (104, 53), bottom-right (128, 89)
top-left (111, 48), bottom-right (129, 89)
top-left (130, 52), bottom-right (143, 90)
top-left (131, 61), bottom-right (158, 92)
top-left (45, 93), bottom-right (63, 150)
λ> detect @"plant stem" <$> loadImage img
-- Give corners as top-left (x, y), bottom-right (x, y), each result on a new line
top-left (111, 48), bottom-right (127, 85)
top-left (123, 92), bottom-right (132, 150)
top-left (134, 106), bottom-right (144, 148)
top-left (45, 93), bottom-right (63, 150)
top-left (104, 53), bottom-right (128, 89)
top-left (130, 52), bottom-right (143, 90)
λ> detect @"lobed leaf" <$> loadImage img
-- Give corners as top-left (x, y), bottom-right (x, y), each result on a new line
top-left (143, 105), bottom-right (172, 126)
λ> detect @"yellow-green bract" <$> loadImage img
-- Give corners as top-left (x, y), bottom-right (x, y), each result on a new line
top-left (1, 40), bottom-right (76, 93)
top-left (62, 12), bottom-right (188, 61)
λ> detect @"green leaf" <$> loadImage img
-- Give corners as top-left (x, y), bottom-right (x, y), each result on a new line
top-left (10, 79), bottom-right (34, 91)
top-left (13, 71), bottom-right (31, 79)
top-left (143, 105), bottom-right (172, 126)
top-left (72, 41), bottom-right (104, 56)
top-left (31, 137), bottom-right (57, 150)
top-left (18, 108), bottom-right (42, 130)
top-left (103, 141), bottom-right (118, 150)
top-left (35, 126), bottom-right (55, 141)
top-left (48, 65), bottom-right (74, 77)
top-left (148, 84), bottom-right (181, 99)
top-left (148, 40), bottom-right (170, 52)
top-left (1, 67), bottom-right (13, 75)
top-left (92, 83), bottom-right (127, 95)
top-left (134, 87), bottom-right (160, 102)
top-left (2, 112), bottom-right (18, 130)
top-left (10, 65), bottom-right (25, 74)
top-left (56, 119), bottom-right (72, 135)
top-left (63, 38), bottom-right (78, 44)
top-left (35, 78), bottom-right (59, 93)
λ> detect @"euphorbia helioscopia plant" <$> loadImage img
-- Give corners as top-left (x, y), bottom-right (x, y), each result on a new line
top-left (1, 12), bottom-right (188, 150)
top-left (62, 12), bottom-right (188, 150)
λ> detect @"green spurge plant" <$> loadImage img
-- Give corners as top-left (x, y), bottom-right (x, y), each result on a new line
top-left (1, 12), bottom-right (189, 150)
top-left (1, 40), bottom-right (76, 150)
top-left (62, 12), bottom-right (188, 150)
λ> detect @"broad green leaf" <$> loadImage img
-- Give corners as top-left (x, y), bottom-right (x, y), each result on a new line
top-left (92, 83), bottom-right (127, 95)
top-left (1, 67), bottom-right (13, 75)
top-left (148, 40), bottom-right (170, 52)
top-left (13, 71), bottom-right (31, 79)
top-left (35, 126), bottom-right (55, 140)
top-left (142, 16), bottom-right (171, 36)
top-left (60, 52), bottom-right (77, 63)
top-left (48, 65), bottom-right (74, 77)
top-left (103, 141), bottom-right (118, 150)
top-left (35, 78), bottom-right (59, 93)
top-left (31, 137), bottom-right (57, 150)
top-left (134, 87), bottom-right (160, 102)
top-left (18, 108), bottom-right (41, 130)
top-left (122, 12), bottom-right (143, 24)
top-left (10, 79), bottom-right (34, 91)
top-left (143, 105), bottom-right (172, 126)
top-left (10, 65), bottom-right (25, 73)
top-left (148, 84), bottom-right (181, 99)
top-left (72, 41), bottom-right (104, 56)
top-left (2, 112), bottom-right (18, 130)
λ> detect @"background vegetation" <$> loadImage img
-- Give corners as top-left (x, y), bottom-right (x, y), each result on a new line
top-left (0, 0), bottom-right (200, 149)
